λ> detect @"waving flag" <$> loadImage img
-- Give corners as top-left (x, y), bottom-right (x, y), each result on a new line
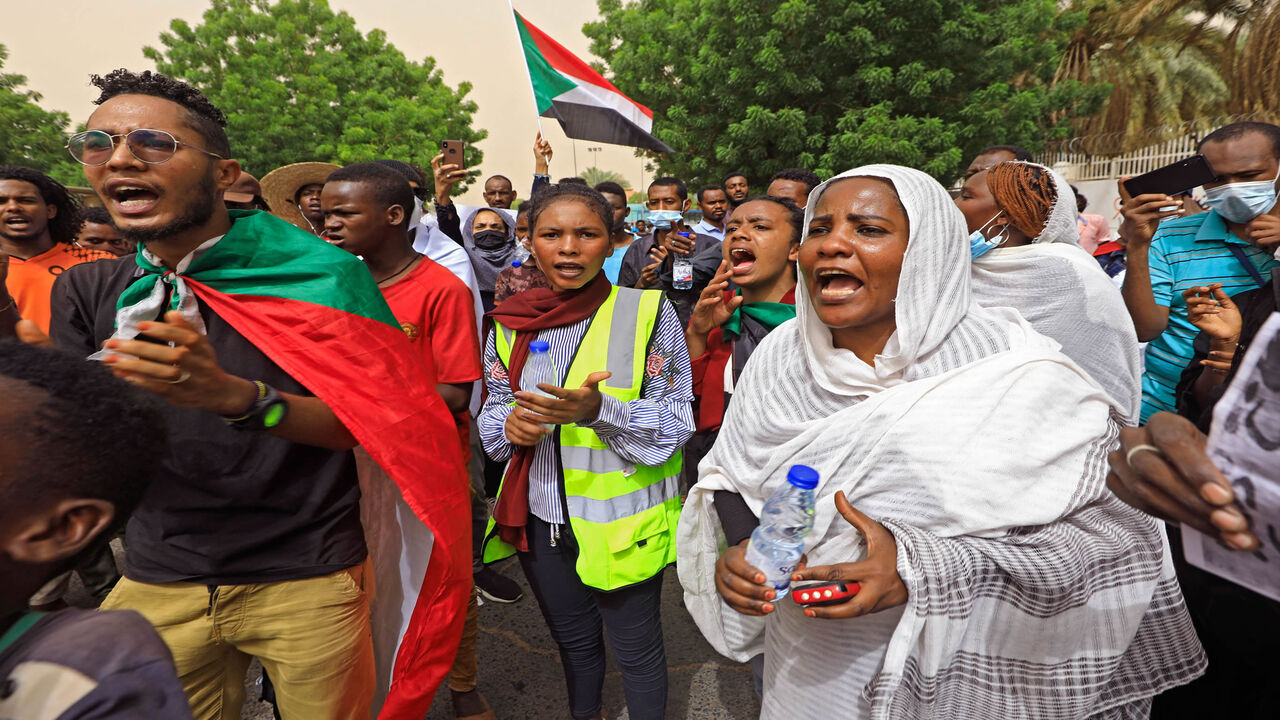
top-left (120, 210), bottom-right (470, 719)
top-left (513, 9), bottom-right (673, 153)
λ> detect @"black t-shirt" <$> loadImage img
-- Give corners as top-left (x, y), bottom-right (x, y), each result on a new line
top-left (0, 608), bottom-right (192, 719)
top-left (50, 257), bottom-right (365, 585)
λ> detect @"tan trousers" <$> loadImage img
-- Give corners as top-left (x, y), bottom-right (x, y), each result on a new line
top-left (446, 585), bottom-right (481, 692)
top-left (102, 561), bottom-right (375, 720)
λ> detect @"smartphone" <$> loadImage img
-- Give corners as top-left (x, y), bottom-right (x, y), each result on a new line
top-left (441, 140), bottom-right (466, 170)
top-left (1123, 155), bottom-right (1217, 198)
top-left (792, 581), bottom-right (860, 607)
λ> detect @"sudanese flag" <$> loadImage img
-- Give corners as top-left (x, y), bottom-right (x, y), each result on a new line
top-left (111, 210), bottom-right (469, 719)
top-left (514, 8), bottom-right (673, 153)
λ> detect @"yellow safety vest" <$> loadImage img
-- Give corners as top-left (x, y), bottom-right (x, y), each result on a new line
top-left (483, 285), bottom-right (683, 591)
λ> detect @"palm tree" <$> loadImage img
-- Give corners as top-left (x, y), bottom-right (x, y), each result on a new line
top-left (1223, 0), bottom-right (1280, 114)
top-left (581, 167), bottom-right (629, 189)
top-left (1054, 0), bottom-right (1245, 151)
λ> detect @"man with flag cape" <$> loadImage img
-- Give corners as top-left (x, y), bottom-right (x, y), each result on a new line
top-left (21, 70), bottom-right (468, 719)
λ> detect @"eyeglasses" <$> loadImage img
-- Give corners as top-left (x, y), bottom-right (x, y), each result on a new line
top-left (66, 129), bottom-right (225, 167)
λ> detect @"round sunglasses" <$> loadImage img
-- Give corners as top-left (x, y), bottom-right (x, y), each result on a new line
top-left (66, 128), bottom-right (225, 167)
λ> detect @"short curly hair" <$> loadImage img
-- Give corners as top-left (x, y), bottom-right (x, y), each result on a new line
top-left (0, 166), bottom-right (81, 245)
top-left (90, 69), bottom-right (231, 157)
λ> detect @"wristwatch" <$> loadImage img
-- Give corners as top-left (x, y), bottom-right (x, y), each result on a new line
top-left (222, 380), bottom-right (289, 430)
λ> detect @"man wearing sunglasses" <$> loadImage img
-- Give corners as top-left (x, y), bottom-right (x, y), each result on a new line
top-left (10, 69), bottom-right (472, 720)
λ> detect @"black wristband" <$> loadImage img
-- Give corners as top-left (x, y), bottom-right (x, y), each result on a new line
top-left (221, 380), bottom-right (288, 430)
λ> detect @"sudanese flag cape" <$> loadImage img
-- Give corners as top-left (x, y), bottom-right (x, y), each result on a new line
top-left (108, 210), bottom-right (469, 719)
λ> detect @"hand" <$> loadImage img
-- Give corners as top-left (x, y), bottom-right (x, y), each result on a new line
top-left (637, 246), bottom-right (668, 288)
top-left (1117, 179), bottom-right (1183, 248)
top-left (1182, 284), bottom-right (1242, 344)
top-left (514, 371), bottom-right (611, 426)
top-left (1246, 213), bottom-right (1280, 250)
top-left (15, 319), bottom-right (53, 347)
top-left (791, 491), bottom-right (908, 619)
top-left (504, 405), bottom-right (550, 446)
top-left (100, 311), bottom-right (257, 414)
top-left (533, 132), bottom-right (553, 175)
top-left (1106, 412), bottom-right (1257, 550)
top-left (714, 539), bottom-right (777, 616)
top-left (687, 260), bottom-right (742, 338)
top-left (431, 153), bottom-right (467, 206)
top-left (657, 222), bottom-right (694, 256)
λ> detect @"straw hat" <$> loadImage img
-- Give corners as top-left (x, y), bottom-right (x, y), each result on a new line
top-left (225, 171), bottom-right (264, 205)
top-left (260, 162), bottom-right (340, 231)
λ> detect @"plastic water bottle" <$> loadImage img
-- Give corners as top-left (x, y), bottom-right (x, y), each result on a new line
top-left (520, 340), bottom-right (557, 432)
top-left (512, 245), bottom-right (531, 267)
top-left (743, 465), bottom-right (819, 598)
top-left (672, 255), bottom-right (693, 290)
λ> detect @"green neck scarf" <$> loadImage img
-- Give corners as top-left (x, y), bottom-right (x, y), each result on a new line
top-left (721, 288), bottom-right (796, 337)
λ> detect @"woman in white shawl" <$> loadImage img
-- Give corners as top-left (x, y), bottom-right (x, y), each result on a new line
top-left (957, 160), bottom-right (1143, 424)
top-left (677, 165), bottom-right (1204, 719)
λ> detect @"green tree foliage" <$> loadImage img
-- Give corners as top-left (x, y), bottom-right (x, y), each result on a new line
top-left (585, 0), bottom-right (1108, 186)
top-left (581, 167), bottom-right (629, 188)
top-left (145, 0), bottom-right (485, 192)
top-left (0, 45), bottom-right (82, 186)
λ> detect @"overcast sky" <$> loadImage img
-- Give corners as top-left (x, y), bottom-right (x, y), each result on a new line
top-left (4, 0), bottom-right (653, 203)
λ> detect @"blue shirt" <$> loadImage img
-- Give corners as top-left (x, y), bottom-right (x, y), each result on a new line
top-left (478, 298), bottom-right (695, 524)
top-left (1138, 209), bottom-right (1277, 421)
top-left (692, 218), bottom-right (725, 242)
top-left (601, 243), bottom-right (630, 284)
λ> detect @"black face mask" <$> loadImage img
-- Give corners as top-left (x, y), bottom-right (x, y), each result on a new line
top-left (472, 229), bottom-right (509, 250)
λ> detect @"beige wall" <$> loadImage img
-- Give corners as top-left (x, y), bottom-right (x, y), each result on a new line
top-left (5, 0), bottom-right (652, 203)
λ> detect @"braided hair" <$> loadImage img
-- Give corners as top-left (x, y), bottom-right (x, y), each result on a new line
top-left (986, 161), bottom-right (1056, 239)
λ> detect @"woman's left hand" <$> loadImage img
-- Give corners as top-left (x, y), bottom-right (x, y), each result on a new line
top-left (514, 371), bottom-right (612, 425)
top-left (791, 491), bottom-right (908, 619)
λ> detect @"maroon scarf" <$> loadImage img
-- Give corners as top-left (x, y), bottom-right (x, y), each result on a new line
top-left (485, 273), bottom-right (612, 550)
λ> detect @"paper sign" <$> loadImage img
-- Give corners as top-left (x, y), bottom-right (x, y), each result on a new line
top-left (1183, 312), bottom-right (1280, 602)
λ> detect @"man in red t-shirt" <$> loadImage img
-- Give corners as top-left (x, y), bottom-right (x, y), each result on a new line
top-left (320, 163), bottom-right (496, 720)
top-left (1, 167), bottom-right (111, 334)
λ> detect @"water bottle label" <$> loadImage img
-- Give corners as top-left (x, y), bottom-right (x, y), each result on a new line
top-left (771, 562), bottom-right (798, 590)
top-left (673, 261), bottom-right (693, 284)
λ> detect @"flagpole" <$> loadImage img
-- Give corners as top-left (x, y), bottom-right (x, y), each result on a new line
top-left (508, 0), bottom-right (548, 163)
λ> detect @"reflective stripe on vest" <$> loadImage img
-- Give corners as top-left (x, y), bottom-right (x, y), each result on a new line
top-left (486, 285), bottom-right (683, 590)
top-left (566, 474), bottom-right (680, 525)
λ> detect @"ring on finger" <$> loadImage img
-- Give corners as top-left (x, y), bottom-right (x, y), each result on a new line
top-left (167, 370), bottom-right (191, 385)
top-left (1125, 443), bottom-right (1164, 466)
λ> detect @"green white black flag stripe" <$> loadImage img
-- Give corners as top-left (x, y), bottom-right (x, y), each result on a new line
top-left (514, 9), bottom-right (672, 153)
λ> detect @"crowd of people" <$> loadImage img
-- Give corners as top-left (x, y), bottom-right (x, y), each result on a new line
top-left (0, 66), bottom-right (1276, 720)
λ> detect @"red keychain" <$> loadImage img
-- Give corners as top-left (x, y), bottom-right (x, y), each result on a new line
top-left (792, 581), bottom-right (860, 607)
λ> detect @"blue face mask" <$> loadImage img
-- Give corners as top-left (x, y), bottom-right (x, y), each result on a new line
top-left (969, 213), bottom-right (1006, 261)
top-left (1203, 173), bottom-right (1279, 223)
top-left (646, 209), bottom-right (684, 229)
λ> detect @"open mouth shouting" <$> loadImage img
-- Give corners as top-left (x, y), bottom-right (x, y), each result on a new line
top-left (729, 247), bottom-right (756, 276)
top-left (812, 266), bottom-right (864, 302)
top-left (552, 261), bottom-right (586, 282)
top-left (104, 179), bottom-right (161, 216)
top-left (1, 214), bottom-right (33, 233)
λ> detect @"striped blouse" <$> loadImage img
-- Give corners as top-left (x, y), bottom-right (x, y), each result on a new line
top-left (478, 298), bottom-right (695, 524)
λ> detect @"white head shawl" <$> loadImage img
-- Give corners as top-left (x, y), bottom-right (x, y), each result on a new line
top-left (794, 164), bottom-right (1042, 398)
top-left (971, 161), bottom-right (1143, 423)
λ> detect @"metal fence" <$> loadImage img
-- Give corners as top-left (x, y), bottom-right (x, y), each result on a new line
top-left (1037, 112), bottom-right (1280, 182)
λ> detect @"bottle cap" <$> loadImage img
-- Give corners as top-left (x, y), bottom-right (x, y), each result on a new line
top-left (512, 260), bottom-right (522, 268)
top-left (787, 464), bottom-right (819, 489)
top-left (677, 231), bottom-right (692, 238)
top-left (530, 340), bottom-right (550, 353)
